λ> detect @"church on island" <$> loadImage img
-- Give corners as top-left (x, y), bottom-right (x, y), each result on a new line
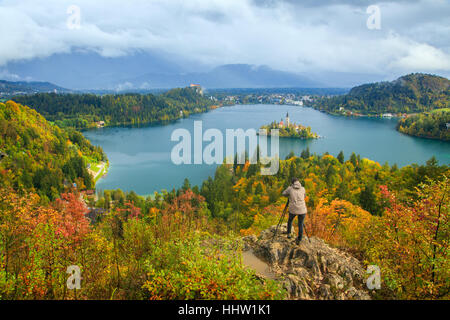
top-left (259, 112), bottom-right (319, 139)
top-left (278, 112), bottom-right (299, 130)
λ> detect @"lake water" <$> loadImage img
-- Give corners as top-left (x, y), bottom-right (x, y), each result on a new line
top-left (83, 104), bottom-right (450, 195)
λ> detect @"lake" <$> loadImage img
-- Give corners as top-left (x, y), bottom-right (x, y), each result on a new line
top-left (83, 104), bottom-right (450, 195)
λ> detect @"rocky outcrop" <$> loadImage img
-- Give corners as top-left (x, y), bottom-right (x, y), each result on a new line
top-left (243, 224), bottom-right (371, 300)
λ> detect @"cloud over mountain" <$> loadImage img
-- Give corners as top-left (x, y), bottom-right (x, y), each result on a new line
top-left (0, 0), bottom-right (449, 84)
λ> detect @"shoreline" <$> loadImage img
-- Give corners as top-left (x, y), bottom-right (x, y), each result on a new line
top-left (78, 105), bottom-right (223, 133)
top-left (89, 161), bottom-right (109, 184)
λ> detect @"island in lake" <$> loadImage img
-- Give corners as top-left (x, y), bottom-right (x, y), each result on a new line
top-left (259, 112), bottom-right (319, 139)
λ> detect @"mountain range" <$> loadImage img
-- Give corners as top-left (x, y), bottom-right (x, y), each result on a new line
top-left (2, 52), bottom-right (391, 90)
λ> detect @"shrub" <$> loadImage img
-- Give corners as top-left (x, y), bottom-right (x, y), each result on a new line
top-left (143, 234), bottom-right (286, 300)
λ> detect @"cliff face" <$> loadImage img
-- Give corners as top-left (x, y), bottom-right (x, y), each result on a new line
top-left (243, 224), bottom-right (371, 300)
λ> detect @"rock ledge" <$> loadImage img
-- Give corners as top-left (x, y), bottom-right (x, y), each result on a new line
top-left (243, 224), bottom-right (371, 300)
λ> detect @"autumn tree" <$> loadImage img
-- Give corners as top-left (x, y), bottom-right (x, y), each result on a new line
top-left (365, 180), bottom-right (449, 299)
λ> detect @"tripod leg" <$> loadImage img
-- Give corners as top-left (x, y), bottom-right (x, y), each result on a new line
top-left (272, 208), bottom-right (287, 242)
top-left (272, 201), bottom-right (289, 242)
top-left (272, 214), bottom-right (283, 241)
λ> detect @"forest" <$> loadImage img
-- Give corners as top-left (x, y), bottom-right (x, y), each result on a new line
top-left (0, 95), bottom-right (284, 300)
top-left (0, 101), bottom-right (106, 202)
top-left (313, 73), bottom-right (450, 115)
top-left (199, 151), bottom-right (449, 299)
top-left (0, 186), bottom-right (289, 300)
top-left (0, 98), bottom-right (449, 300)
top-left (86, 149), bottom-right (449, 299)
top-left (11, 87), bottom-right (215, 129)
top-left (397, 109), bottom-right (450, 141)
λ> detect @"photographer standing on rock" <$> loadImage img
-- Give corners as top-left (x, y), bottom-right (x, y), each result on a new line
top-left (282, 178), bottom-right (307, 245)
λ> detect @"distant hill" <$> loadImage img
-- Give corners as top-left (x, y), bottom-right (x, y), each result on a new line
top-left (0, 80), bottom-right (70, 98)
top-left (12, 87), bottom-right (215, 129)
top-left (0, 100), bottom-right (105, 201)
top-left (313, 73), bottom-right (450, 115)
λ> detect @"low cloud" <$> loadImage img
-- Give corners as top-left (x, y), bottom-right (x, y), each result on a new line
top-left (115, 82), bottom-right (134, 92)
top-left (391, 43), bottom-right (450, 71)
top-left (0, 69), bottom-right (21, 81)
top-left (0, 0), bottom-right (449, 76)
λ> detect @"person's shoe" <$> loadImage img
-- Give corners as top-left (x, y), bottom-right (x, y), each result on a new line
top-left (282, 231), bottom-right (292, 239)
top-left (295, 238), bottom-right (302, 245)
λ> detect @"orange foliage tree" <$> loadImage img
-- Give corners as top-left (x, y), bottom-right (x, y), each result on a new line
top-left (363, 179), bottom-right (449, 299)
top-left (306, 198), bottom-right (373, 249)
top-left (152, 189), bottom-right (210, 242)
top-left (0, 188), bottom-right (103, 299)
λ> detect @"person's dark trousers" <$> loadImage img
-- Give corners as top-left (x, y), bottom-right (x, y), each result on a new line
top-left (287, 213), bottom-right (306, 241)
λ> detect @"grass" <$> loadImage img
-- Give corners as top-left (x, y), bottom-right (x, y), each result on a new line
top-left (94, 163), bottom-right (108, 183)
top-left (84, 157), bottom-right (109, 184)
top-left (91, 163), bottom-right (101, 171)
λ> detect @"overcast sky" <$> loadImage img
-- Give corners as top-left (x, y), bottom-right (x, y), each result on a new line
top-left (0, 0), bottom-right (449, 78)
